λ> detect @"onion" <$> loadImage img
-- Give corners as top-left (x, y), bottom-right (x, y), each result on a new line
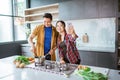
top-left (16, 62), bottom-right (21, 68)
top-left (19, 63), bottom-right (25, 68)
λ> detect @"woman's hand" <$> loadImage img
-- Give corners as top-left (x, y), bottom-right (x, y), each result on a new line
top-left (60, 59), bottom-right (65, 64)
top-left (66, 24), bottom-right (77, 38)
top-left (66, 24), bottom-right (75, 34)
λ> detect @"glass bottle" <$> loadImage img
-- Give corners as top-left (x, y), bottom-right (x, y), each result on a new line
top-left (82, 33), bottom-right (89, 43)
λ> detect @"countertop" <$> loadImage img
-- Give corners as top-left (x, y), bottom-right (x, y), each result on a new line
top-left (21, 43), bottom-right (115, 53)
top-left (0, 55), bottom-right (120, 80)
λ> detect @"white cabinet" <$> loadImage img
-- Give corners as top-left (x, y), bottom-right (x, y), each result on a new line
top-left (24, 3), bottom-right (59, 23)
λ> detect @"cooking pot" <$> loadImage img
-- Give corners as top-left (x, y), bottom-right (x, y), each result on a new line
top-left (60, 63), bottom-right (69, 71)
top-left (35, 56), bottom-right (45, 66)
top-left (45, 61), bottom-right (52, 69)
top-left (39, 56), bottom-right (45, 64)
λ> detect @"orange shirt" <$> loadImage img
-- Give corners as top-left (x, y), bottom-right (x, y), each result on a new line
top-left (32, 24), bottom-right (58, 61)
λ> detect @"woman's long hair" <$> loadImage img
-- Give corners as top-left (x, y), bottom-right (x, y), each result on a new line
top-left (56, 20), bottom-right (66, 44)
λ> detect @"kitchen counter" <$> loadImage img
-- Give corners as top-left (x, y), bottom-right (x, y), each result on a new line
top-left (21, 43), bottom-right (115, 53)
top-left (0, 55), bottom-right (119, 80)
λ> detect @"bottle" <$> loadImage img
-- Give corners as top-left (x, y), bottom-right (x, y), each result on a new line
top-left (82, 33), bottom-right (89, 43)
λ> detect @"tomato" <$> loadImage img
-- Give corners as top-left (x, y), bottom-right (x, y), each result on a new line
top-left (28, 57), bottom-right (34, 61)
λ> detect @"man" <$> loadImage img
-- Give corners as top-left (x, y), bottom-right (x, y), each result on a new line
top-left (28, 13), bottom-right (58, 61)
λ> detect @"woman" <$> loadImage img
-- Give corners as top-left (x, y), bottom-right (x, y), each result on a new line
top-left (56, 20), bottom-right (81, 64)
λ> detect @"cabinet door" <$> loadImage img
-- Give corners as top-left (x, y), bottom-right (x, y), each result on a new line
top-left (96, 52), bottom-right (117, 69)
top-left (80, 51), bottom-right (96, 66)
top-left (98, 0), bottom-right (115, 17)
top-left (84, 0), bottom-right (98, 18)
top-left (59, 0), bottom-right (85, 20)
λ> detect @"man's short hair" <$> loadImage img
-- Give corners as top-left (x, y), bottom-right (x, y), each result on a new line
top-left (43, 13), bottom-right (52, 20)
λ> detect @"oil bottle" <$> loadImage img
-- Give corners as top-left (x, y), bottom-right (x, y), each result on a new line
top-left (82, 33), bottom-right (89, 43)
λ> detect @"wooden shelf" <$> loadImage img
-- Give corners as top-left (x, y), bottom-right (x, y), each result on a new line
top-left (25, 19), bottom-right (58, 24)
top-left (25, 11), bottom-right (59, 17)
top-left (24, 3), bottom-right (59, 24)
top-left (25, 3), bottom-right (58, 11)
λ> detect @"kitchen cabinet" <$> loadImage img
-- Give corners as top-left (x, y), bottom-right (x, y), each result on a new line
top-left (24, 3), bottom-right (59, 23)
top-left (98, 0), bottom-right (115, 17)
top-left (96, 53), bottom-right (117, 69)
top-left (84, 0), bottom-right (98, 18)
top-left (80, 51), bottom-right (96, 66)
top-left (59, 0), bottom-right (115, 20)
top-left (80, 51), bottom-right (116, 69)
top-left (59, 0), bottom-right (86, 20)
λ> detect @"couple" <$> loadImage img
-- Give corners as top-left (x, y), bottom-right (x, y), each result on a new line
top-left (28, 13), bottom-right (80, 64)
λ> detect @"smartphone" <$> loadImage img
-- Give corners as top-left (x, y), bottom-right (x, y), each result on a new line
top-left (67, 22), bottom-right (72, 28)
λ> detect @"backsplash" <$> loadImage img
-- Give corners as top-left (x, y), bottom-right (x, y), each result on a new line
top-left (65, 18), bottom-right (115, 49)
top-left (31, 18), bottom-right (115, 52)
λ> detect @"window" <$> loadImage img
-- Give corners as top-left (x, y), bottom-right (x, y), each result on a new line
top-left (14, 17), bottom-right (27, 41)
top-left (14, 0), bottom-right (25, 16)
top-left (0, 16), bottom-right (13, 42)
top-left (0, 0), bottom-right (12, 15)
top-left (14, 0), bottom-right (27, 41)
top-left (0, 0), bottom-right (27, 43)
top-left (0, 0), bottom-right (13, 43)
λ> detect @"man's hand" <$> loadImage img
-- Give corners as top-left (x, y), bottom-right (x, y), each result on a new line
top-left (30, 46), bottom-right (36, 56)
top-left (49, 49), bottom-right (54, 55)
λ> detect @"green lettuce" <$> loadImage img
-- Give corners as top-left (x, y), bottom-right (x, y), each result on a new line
top-left (75, 67), bottom-right (108, 80)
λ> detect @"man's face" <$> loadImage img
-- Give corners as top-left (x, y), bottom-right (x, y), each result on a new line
top-left (43, 18), bottom-right (52, 27)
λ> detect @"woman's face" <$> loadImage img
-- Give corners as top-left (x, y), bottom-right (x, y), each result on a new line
top-left (56, 22), bottom-right (65, 33)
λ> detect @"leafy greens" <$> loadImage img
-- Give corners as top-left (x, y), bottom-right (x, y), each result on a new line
top-left (75, 67), bottom-right (108, 80)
